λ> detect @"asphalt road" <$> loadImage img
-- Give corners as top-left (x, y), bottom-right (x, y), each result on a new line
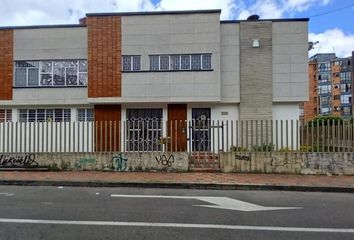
top-left (0, 186), bottom-right (354, 240)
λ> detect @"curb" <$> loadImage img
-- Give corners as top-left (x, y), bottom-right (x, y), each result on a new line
top-left (0, 180), bottom-right (354, 193)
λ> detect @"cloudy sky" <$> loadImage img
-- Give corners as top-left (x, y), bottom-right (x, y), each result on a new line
top-left (1, 0), bottom-right (353, 57)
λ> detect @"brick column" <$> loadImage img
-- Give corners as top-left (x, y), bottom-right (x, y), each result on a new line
top-left (0, 29), bottom-right (13, 100)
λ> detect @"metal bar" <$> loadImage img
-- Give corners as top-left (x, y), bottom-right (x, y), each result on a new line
top-left (251, 120), bottom-right (254, 151)
top-left (24, 122), bottom-right (27, 152)
top-left (14, 122), bottom-right (17, 153)
top-left (270, 120), bottom-right (273, 152)
top-left (109, 121), bottom-right (112, 152)
top-left (281, 120), bottom-right (284, 149)
top-left (226, 120), bottom-right (229, 152)
top-left (104, 121), bottom-right (107, 152)
top-left (291, 120), bottom-right (294, 151)
top-left (311, 120), bottom-right (314, 152)
top-left (275, 120), bottom-right (278, 151)
top-left (316, 119), bottom-right (319, 152)
top-left (296, 120), bottom-right (299, 151)
top-left (73, 122), bottom-right (76, 153)
top-left (113, 121), bottom-right (117, 152)
top-left (260, 120), bottom-right (263, 151)
top-left (77, 122), bottom-right (80, 153)
top-left (235, 120), bottom-right (238, 150)
top-left (286, 120), bottom-right (289, 150)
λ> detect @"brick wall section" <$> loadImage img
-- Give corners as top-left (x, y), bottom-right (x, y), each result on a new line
top-left (87, 16), bottom-right (121, 98)
top-left (0, 30), bottom-right (13, 100)
top-left (303, 62), bottom-right (318, 122)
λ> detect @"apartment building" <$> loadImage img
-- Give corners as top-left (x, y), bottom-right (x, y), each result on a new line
top-left (300, 52), bottom-right (353, 122)
top-left (0, 10), bottom-right (309, 152)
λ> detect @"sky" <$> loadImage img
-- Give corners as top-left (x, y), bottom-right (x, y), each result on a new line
top-left (0, 0), bottom-right (353, 58)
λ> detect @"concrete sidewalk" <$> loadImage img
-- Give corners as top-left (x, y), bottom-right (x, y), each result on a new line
top-left (1, 171), bottom-right (354, 192)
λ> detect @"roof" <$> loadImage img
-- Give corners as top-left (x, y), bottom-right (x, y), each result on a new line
top-left (86, 9), bottom-right (221, 17)
top-left (0, 24), bottom-right (84, 30)
top-left (221, 18), bottom-right (309, 23)
top-left (0, 9), bottom-right (309, 30)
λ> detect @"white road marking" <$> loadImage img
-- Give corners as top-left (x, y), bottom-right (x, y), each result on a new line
top-left (0, 218), bottom-right (353, 233)
top-left (110, 194), bottom-right (301, 212)
top-left (0, 193), bottom-right (14, 197)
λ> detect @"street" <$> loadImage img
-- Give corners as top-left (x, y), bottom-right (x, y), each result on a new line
top-left (0, 186), bottom-right (354, 239)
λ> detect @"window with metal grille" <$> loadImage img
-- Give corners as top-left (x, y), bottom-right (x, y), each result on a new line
top-left (0, 109), bottom-right (12, 122)
top-left (126, 109), bottom-right (163, 151)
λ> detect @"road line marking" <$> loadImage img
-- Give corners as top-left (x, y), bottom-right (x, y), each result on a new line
top-left (0, 218), bottom-right (353, 233)
top-left (0, 193), bottom-right (14, 197)
top-left (110, 194), bottom-right (301, 212)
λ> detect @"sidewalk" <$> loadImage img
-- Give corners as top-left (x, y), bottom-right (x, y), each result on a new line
top-left (1, 171), bottom-right (354, 192)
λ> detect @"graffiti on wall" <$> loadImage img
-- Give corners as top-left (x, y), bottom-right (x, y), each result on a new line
top-left (74, 158), bottom-right (96, 170)
top-left (155, 154), bottom-right (175, 167)
top-left (112, 153), bottom-right (128, 172)
top-left (0, 154), bottom-right (39, 168)
top-left (234, 153), bottom-right (251, 161)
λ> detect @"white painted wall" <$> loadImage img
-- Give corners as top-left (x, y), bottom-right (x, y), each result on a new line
top-left (273, 102), bottom-right (301, 150)
top-left (9, 88), bottom-right (89, 106)
top-left (220, 23), bottom-right (240, 103)
top-left (272, 22), bottom-right (309, 102)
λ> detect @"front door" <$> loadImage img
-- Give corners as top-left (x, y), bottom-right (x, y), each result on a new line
top-left (168, 104), bottom-right (187, 151)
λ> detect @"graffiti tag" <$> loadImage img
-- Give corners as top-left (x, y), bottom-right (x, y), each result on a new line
top-left (234, 153), bottom-right (251, 161)
top-left (155, 154), bottom-right (175, 167)
top-left (0, 154), bottom-right (39, 168)
top-left (112, 153), bottom-right (128, 172)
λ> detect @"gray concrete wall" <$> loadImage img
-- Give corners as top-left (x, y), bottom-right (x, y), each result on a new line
top-left (0, 152), bottom-right (189, 172)
top-left (221, 152), bottom-right (354, 175)
top-left (14, 27), bottom-right (87, 60)
top-left (272, 22), bottom-right (308, 102)
top-left (121, 13), bottom-right (221, 103)
top-left (220, 23), bottom-right (240, 103)
top-left (10, 88), bottom-right (89, 106)
top-left (239, 21), bottom-right (273, 121)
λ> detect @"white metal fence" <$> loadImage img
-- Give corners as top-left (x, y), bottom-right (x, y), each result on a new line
top-left (0, 120), bottom-right (352, 153)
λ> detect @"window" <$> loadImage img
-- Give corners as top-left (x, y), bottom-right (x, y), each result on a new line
top-left (149, 54), bottom-right (212, 71)
top-left (341, 83), bottom-right (351, 93)
top-left (181, 55), bottom-right (191, 70)
top-left (15, 60), bottom-right (87, 87)
top-left (341, 95), bottom-right (351, 104)
top-left (19, 109), bottom-right (71, 122)
top-left (126, 109), bottom-right (163, 151)
top-left (0, 109), bottom-right (12, 122)
top-left (160, 55), bottom-right (169, 70)
top-left (318, 73), bottom-right (330, 83)
top-left (78, 109), bottom-right (94, 122)
top-left (170, 55), bottom-right (180, 70)
top-left (191, 54), bottom-right (201, 70)
top-left (149, 55), bottom-right (159, 71)
top-left (122, 55), bottom-right (141, 71)
top-left (320, 96), bottom-right (331, 105)
top-left (318, 62), bottom-right (330, 72)
top-left (202, 54), bottom-right (212, 69)
top-left (340, 72), bottom-right (351, 81)
top-left (318, 85), bottom-right (331, 94)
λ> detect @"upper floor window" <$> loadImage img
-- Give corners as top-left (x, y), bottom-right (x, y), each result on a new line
top-left (19, 109), bottom-right (71, 122)
top-left (318, 62), bottom-right (330, 72)
top-left (77, 109), bottom-right (94, 122)
top-left (122, 55), bottom-right (141, 71)
top-left (0, 109), bottom-right (12, 122)
top-left (14, 60), bottom-right (87, 87)
top-left (340, 72), bottom-right (351, 81)
top-left (149, 54), bottom-right (212, 71)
